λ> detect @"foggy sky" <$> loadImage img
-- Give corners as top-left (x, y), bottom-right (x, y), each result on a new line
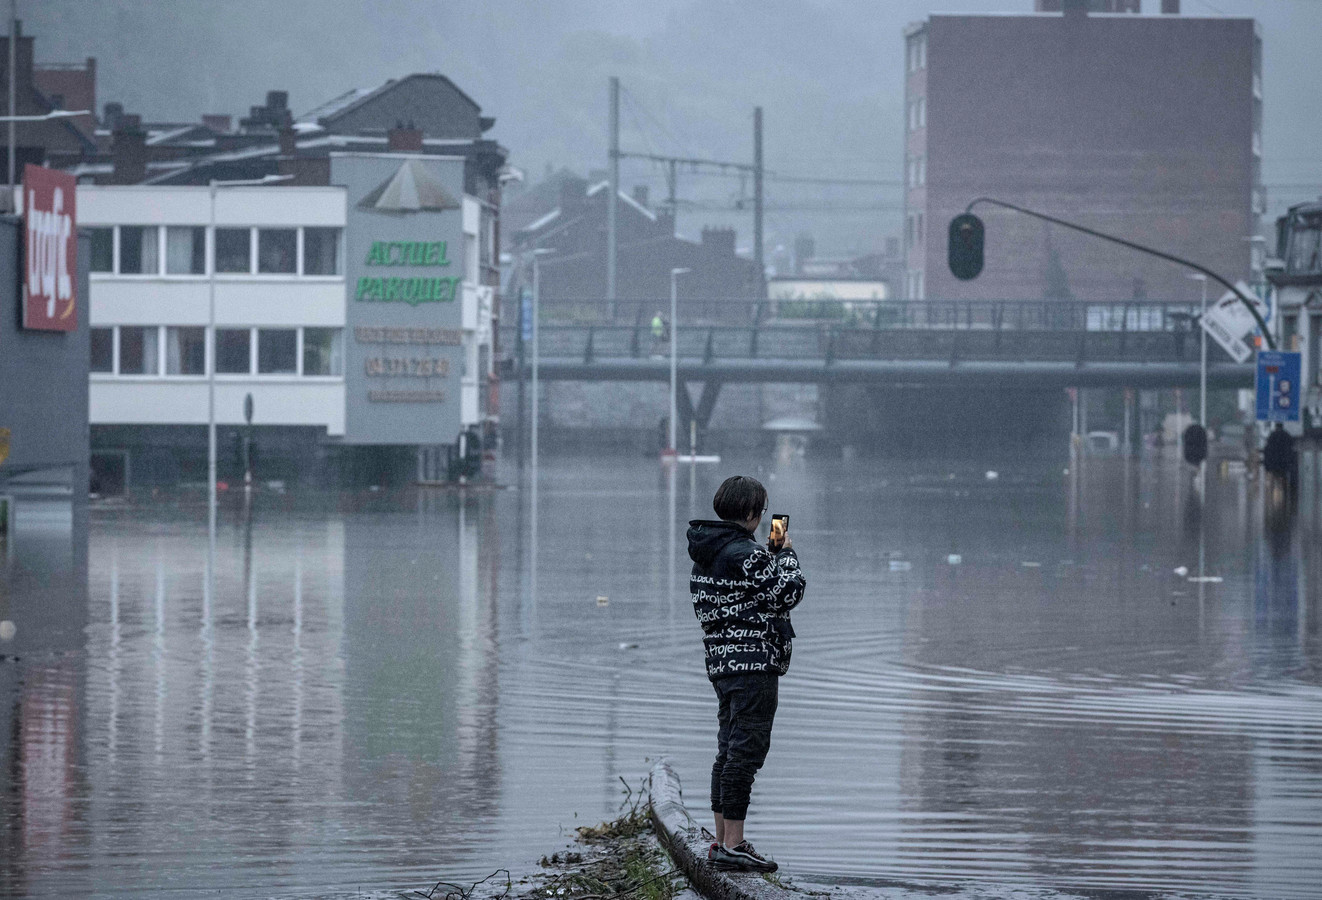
top-left (22, 0), bottom-right (1322, 257)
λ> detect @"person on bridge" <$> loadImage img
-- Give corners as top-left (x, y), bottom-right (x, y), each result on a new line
top-left (688, 475), bottom-right (805, 873)
top-left (651, 311), bottom-right (667, 354)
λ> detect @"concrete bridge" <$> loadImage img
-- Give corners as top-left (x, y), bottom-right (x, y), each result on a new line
top-left (503, 299), bottom-right (1251, 389)
top-left (501, 300), bottom-right (1252, 454)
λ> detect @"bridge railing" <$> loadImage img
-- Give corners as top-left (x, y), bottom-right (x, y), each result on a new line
top-left (523, 298), bottom-right (1201, 332)
top-left (499, 310), bottom-right (1233, 367)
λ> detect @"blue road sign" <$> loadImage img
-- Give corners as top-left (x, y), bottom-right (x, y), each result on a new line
top-left (521, 288), bottom-right (533, 343)
top-left (1255, 350), bottom-right (1302, 422)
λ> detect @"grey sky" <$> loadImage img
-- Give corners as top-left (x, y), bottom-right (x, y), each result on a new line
top-left (22, 0), bottom-right (1322, 256)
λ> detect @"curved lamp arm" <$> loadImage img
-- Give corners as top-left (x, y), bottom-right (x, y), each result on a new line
top-left (966, 196), bottom-right (1274, 350)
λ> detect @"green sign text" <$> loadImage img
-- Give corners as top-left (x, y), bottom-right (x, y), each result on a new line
top-left (365, 241), bottom-right (450, 267)
top-left (356, 276), bottom-right (461, 305)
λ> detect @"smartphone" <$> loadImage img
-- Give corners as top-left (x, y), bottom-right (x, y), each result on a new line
top-left (770, 513), bottom-right (788, 549)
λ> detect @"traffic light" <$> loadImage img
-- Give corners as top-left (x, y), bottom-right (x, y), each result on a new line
top-left (1182, 423), bottom-right (1207, 466)
top-left (948, 213), bottom-right (984, 281)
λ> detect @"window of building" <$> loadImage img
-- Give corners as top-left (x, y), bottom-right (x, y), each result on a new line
top-left (918, 34), bottom-right (926, 69)
top-left (258, 228), bottom-right (297, 274)
top-left (917, 96), bottom-right (926, 128)
top-left (303, 227), bottom-right (342, 275)
top-left (1282, 313), bottom-right (1299, 352)
top-left (119, 326), bottom-right (159, 375)
top-left (906, 214), bottom-right (915, 249)
top-left (917, 156), bottom-right (926, 186)
top-left (165, 226), bottom-right (206, 275)
top-left (88, 228), bottom-right (113, 272)
top-left (119, 225), bottom-right (160, 275)
top-left (166, 327), bottom-right (207, 375)
top-left (215, 227), bottom-right (251, 273)
top-left (215, 328), bottom-right (252, 374)
top-left (90, 328), bottom-right (114, 373)
top-left (1288, 218), bottom-right (1322, 275)
top-left (916, 213), bottom-right (924, 244)
top-left (302, 327), bottom-right (343, 376)
top-left (257, 328), bottom-right (297, 374)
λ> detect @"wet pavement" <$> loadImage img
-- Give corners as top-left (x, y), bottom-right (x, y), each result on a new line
top-left (1, 453), bottom-right (1320, 898)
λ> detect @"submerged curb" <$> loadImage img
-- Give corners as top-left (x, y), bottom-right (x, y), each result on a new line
top-left (648, 761), bottom-right (798, 900)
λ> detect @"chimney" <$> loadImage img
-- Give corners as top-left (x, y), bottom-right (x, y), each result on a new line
top-left (111, 113), bottom-right (147, 184)
top-left (702, 226), bottom-right (737, 257)
top-left (387, 120), bottom-right (423, 153)
top-left (102, 101), bottom-right (124, 130)
top-left (278, 125), bottom-right (297, 156)
top-left (1161, 0), bottom-right (1179, 12)
top-left (632, 185), bottom-right (649, 208)
top-left (202, 114), bottom-right (232, 134)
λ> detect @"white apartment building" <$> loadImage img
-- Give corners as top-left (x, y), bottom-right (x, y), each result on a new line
top-left (79, 167), bottom-right (495, 489)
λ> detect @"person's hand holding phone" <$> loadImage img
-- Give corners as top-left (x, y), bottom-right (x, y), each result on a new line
top-left (769, 513), bottom-right (790, 552)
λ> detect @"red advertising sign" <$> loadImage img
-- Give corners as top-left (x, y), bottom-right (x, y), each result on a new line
top-left (22, 164), bottom-right (78, 331)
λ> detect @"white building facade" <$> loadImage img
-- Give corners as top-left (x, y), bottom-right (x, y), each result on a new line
top-left (1269, 200), bottom-right (1322, 437)
top-left (80, 166), bottom-right (495, 488)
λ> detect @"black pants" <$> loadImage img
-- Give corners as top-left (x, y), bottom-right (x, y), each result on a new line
top-left (710, 672), bottom-right (779, 822)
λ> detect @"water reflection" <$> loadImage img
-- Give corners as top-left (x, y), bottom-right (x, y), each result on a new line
top-left (0, 457), bottom-right (1318, 897)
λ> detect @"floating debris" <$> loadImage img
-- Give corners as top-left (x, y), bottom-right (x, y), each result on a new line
top-left (985, 470), bottom-right (999, 480)
top-left (0, 620), bottom-right (14, 641)
top-left (618, 642), bottom-right (639, 650)
top-left (888, 560), bottom-right (912, 572)
top-left (596, 595), bottom-right (609, 607)
top-left (1173, 566), bottom-right (1189, 577)
top-left (1188, 576), bottom-right (1224, 583)
top-left (947, 554), bottom-right (962, 565)
top-left (1021, 561), bottom-right (1042, 568)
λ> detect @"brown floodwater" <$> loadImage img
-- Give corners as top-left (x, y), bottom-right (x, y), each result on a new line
top-left (1, 453), bottom-right (1319, 898)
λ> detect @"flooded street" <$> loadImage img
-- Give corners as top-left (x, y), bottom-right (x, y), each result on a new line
top-left (2, 454), bottom-right (1321, 898)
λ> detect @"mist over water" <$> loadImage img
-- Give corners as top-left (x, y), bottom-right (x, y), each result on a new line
top-left (2, 454), bottom-right (1320, 898)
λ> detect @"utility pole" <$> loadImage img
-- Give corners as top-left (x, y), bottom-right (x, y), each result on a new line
top-left (753, 106), bottom-right (764, 278)
top-left (665, 159), bottom-right (677, 236)
top-left (607, 76), bottom-right (619, 318)
top-left (8, 0), bottom-right (16, 188)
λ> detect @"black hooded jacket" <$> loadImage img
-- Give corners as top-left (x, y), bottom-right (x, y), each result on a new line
top-left (688, 519), bottom-right (806, 680)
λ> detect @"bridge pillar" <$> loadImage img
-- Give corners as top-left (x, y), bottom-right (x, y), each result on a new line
top-left (673, 381), bottom-right (723, 453)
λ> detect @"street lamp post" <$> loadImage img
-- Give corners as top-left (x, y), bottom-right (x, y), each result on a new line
top-left (668, 268), bottom-right (690, 456)
top-left (1188, 273), bottom-right (1208, 429)
top-left (207, 175), bottom-right (292, 536)
top-left (528, 248), bottom-right (554, 481)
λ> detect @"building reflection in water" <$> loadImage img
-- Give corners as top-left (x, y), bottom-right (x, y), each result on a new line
top-left (2, 488), bottom-right (506, 895)
top-left (0, 496), bottom-right (89, 898)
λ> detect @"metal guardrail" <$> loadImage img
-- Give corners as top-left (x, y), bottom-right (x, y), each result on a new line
top-left (500, 299), bottom-right (1230, 368)
top-left (519, 298), bottom-right (1203, 332)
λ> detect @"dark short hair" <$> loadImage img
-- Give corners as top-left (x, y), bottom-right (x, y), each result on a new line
top-left (712, 475), bottom-right (767, 523)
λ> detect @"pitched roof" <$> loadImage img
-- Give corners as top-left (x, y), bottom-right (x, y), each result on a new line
top-left (300, 73), bottom-right (482, 126)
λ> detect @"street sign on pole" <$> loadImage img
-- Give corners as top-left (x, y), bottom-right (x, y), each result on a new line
top-left (521, 287), bottom-right (533, 343)
top-left (1255, 350), bottom-right (1301, 422)
top-left (1201, 282), bottom-right (1266, 364)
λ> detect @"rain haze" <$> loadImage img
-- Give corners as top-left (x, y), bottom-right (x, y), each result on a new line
top-left (1, 1), bottom-right (1321, 898)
